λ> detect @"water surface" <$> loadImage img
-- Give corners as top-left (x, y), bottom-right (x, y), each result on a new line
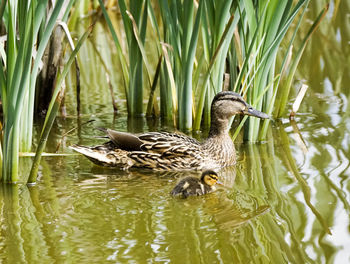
top-left (1, 0), bottom-right (349, 263)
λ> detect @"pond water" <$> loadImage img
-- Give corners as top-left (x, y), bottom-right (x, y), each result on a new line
top-left (1, 1), bottom-right (349, 263)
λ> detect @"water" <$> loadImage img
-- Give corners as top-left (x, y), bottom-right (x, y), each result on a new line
top-left (1, 1), bottom-right (349, 263)
top-left (1, 110), bottom-right (348, 263)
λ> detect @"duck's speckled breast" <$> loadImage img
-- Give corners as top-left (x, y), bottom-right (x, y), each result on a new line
top-left (201, 135), bottom-right (236, 169)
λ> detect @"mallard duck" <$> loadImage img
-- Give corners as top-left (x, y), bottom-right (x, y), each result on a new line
top-left (70, 91), bottom-right (269, 170)
top-left (170, 170), bottom-right (220, 198)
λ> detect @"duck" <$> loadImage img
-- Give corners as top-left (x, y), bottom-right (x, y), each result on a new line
top-left (170, 170), bottom-right (220, 198)
top-left (70, 91), bottom-right (269, 170)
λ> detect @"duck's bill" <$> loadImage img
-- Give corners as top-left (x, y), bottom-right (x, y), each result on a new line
top-left (244, 106), bottom-right (270, 119)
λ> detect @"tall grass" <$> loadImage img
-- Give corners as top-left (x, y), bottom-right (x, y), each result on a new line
top-left (98, 0), bottom-right (149, 117)
top-left (94, 0), bottom-right (326, 137)
top-left (193, 0), bottom-right (238, 129)
top-left (0, 1), bottom-right (86, 183)
top-left (27, 27), bottom-right (91, 184)
top-left (273, 3), bottom-right (329, 118)
top-left (0, 1), bottom-right (63, 182)
top-left (231, 0), bottom-right (309, 141)
top-left (157, 0), bottom-right (203, 130)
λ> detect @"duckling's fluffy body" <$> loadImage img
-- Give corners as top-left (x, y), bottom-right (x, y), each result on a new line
top-left (70, 91), bottom-right (269, 170)
top-left (171, 170), bottom-right (219, 198)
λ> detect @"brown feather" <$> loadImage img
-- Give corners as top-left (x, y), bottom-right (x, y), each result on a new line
top-left (71, 91), bottom-right (269, 170)
top-left (106, 129), bottom-right (143, 151)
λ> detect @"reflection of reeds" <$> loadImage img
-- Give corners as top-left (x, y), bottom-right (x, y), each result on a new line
top-left (1, 120), bottom-right (347, 263)
top-left (1, 185), bottom-right (52, 263)
top-left (230, 120), bottom-right (342, 262)
top-left (276, 123), bottom-right (332, 236)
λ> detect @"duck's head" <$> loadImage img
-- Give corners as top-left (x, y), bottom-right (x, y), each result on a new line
top-left (201, 170), bottom-right (219, 186)
top-left (209, 91), bottom-right (269, 136)
top-left (211, 91), bottom-right (269, 120)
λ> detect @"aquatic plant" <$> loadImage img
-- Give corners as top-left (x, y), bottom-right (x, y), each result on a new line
top-left (0, 1), bottom-right (86, 183)
top-left (97, 0), bottom-right (326, 138)
top-left (223, 0), bottom-right (327, 141)
top-left (0, 1), bottom-right (64, 182)
top-left (98, 0), bottom-right (149, 117)
top-left (27, 28), bottom-right (91, 184)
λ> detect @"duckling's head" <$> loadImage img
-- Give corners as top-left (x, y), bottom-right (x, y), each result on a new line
top-left (209, 91), bottom-right (269, 136)
top-left (201, 170), bottom-right (219, 186)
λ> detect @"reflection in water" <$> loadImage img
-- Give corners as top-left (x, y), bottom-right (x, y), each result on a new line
top-left (1, 119), bottom-right (349, 263)
top-left (1, 0), bottom-right (349, 263)
top-left (212, 190), bottom-right (270, 230)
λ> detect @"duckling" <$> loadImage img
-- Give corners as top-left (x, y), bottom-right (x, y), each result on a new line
top-left (70, 91), bottom-right (269, 170)
top-left (170, 170), bottom-right (220, 198)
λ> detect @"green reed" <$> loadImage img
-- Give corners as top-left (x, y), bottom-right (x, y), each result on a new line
top-left (232, 0), bottom-right (310, 141)
top-left (157, 0), bottom-right (203, 130)
top-left (27, 28), bottom-right (91, 184)
top-left (0, 1), bottom-right (64, 182)
top-left (193, 0), bottom-right (237, 130)
top-left (95, 0), bottom-right (326, 137)
top-left (0, 1), bottom-right (85, 183)
top-left (273, 3), bottom-right (329, 118)
top-left (98, 0), bottom-right (148, 117)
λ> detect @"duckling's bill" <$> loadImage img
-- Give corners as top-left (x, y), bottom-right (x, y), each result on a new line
top-left (216, 180), bottom-right (224, 186)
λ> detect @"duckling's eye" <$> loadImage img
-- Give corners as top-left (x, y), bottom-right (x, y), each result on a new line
top-left (209, 174), bottom-right (218, 180)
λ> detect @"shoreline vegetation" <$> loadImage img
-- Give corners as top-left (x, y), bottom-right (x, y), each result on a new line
top-left (0, 0), bottom-right (327, 183)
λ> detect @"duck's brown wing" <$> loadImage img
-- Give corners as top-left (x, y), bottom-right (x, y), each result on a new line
top-left (101, 129), bottom-right (204, 169)
top-left (103, 129), bottom-right (201, 154)
top-left (138, 131), bottom-right (201, 154)
top-left (104, 129), bottom-right (143, 151)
